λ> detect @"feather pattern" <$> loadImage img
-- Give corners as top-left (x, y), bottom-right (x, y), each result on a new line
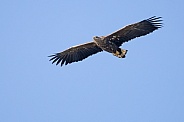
top-left (48, 42), bottom-right (102, 66)
top-left (105, 16), bottom-right (162, 46)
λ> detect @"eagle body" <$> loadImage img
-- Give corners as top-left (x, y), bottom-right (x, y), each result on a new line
top-left (49, 16), bottom-right (162, 67)
top-left (93, 36), bottom-right (118, 53)
top-left (93, 36), bottom-right (127, 58)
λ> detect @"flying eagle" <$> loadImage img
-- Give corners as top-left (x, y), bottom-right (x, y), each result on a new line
top-left (49, 16), bottom-right (162, 67)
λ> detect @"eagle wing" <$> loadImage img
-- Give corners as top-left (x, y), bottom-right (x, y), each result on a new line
top-left (105, 16), bottom-right (162, 47)
top-left (49, 42), bottom-right (102, 66)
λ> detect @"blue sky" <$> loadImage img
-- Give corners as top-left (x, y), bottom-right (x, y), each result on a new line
top-left (1, 0), bottom-right (184, 122)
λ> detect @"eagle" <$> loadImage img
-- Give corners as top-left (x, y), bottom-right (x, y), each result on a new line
top-left (49, 16), bottom-right (162, 67)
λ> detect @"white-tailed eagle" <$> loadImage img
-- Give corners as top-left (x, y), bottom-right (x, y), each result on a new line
top-left (49, 16), bottom-right (162, 67)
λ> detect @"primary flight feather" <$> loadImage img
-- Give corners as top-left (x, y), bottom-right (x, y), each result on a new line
top-left (49, 16), bottom-right (162, 67)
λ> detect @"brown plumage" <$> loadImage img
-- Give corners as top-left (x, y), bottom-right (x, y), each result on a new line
top-left (49, 16), bottom-right (162, 67)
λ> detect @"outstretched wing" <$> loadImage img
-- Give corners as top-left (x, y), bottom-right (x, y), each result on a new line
top-left (105, 16), bottom-right (162, 47)
top-left (49, 42), bottom-right (102, 66)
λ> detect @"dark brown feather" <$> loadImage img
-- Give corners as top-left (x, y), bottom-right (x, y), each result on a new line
top-left (105, 16), bottom-right (162, 46)
top-left (48, 42), bottom-right (102, 66)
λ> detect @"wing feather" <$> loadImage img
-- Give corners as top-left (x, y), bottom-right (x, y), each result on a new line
top-left (105, 16), bottom-right (162, 46)
top-left (49, 42), bottom-right (102, 66)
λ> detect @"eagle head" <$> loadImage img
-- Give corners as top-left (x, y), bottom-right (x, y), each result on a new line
top-left (93, 36), bottom-right (100, 40)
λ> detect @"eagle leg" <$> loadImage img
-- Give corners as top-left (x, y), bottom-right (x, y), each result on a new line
top-left (113, 48), bottom-right (128, 58)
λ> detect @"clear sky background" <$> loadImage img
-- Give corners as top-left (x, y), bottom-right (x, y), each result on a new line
top-left (1, 0), bottom-right (184, 122)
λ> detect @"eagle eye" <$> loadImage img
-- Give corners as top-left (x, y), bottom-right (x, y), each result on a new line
top-left (93, 36), bottom-right (99, 39)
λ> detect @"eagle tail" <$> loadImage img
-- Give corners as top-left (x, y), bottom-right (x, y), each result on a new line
top-left (113, 48), bottom-right (128, 58)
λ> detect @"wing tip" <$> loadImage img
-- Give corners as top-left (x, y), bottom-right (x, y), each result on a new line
top-left (48, 53), bottom-right (78, 67)
top-left (48, 53), bottom-right (64, 67)
top-left (147, 16), bottom-right (163, 29)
